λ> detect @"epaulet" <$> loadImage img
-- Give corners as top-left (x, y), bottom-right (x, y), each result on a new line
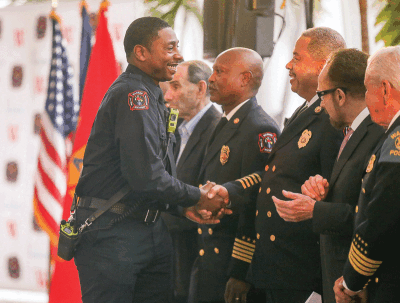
top-left (379, 125), bottom-right (400, 163)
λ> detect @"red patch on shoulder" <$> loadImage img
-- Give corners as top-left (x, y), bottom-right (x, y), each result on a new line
top-left (258, 132), bottom-right (277, 153)
top-left (128, 90), bottom-right (149, 111)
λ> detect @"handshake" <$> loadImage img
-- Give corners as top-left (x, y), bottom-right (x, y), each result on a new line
top-left (184, 182), bottom-right (231, 224)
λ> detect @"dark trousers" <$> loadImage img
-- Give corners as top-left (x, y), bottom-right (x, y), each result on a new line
top-left (264, 289), bottom-right (312, 303)
top-left (170, 229), bottom-right (198, 303)
top-left (74, 208), bottom-right (173, 303)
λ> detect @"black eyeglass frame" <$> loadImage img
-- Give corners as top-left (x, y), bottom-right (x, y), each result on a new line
top-left (316, 87), bottom-right (347, 100)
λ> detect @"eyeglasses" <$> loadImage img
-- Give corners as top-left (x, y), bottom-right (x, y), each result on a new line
top-left (316, 87), bottom-right (347, 100)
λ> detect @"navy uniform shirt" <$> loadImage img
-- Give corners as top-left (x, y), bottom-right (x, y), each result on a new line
top-left (75, 64), bottom-right (200, 208)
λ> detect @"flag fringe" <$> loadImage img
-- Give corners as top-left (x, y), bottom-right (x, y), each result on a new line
top-left (99, 0), bottom-right (110, 15)
top-left (49, 9), bottom-right (62, 25)
top-left (80, 0), bottom-right (89, 16)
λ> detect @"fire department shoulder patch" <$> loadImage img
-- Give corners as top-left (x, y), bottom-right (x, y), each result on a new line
top-left (128, 90), bottom-right (149, 111)
top-left (258, 132), bottom-right (277, 153)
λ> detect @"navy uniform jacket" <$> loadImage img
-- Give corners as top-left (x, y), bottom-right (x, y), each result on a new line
top-left (74, 64), bottom-right (201, 283)
top-left (76, 64), bottom-right (200, 206)
top-left (224, 99), bottom-right (343, 292)
top-left (189, 97), bottom-right (280, 302)
top-left (312, 115), bottom-right (384, 303)
top-left (343, 116), bottom-right (400, 302)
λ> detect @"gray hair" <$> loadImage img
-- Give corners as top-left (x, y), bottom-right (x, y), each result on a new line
top-left (180, 60), bottom-right (212, 96)
top-left (302, 27), bottom-right (346, 61)
top-left (367, 46), bottom-right (400, 91)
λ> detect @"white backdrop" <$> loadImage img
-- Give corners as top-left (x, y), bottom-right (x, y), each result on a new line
top-left (0, 0), bottom-right (386, 298)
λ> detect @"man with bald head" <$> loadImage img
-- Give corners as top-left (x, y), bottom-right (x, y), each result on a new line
top-left (333, 46), bottom-right (400, 303)
top-left (188, 47), bottom-right (280, 303)
top-left (208, 28), bottom-right (346, 303)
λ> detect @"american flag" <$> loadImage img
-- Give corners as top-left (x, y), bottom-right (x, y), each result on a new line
top-left (33, 13), bottom-right (79, 246)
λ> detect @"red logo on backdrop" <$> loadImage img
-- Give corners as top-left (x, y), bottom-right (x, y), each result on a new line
top-left (36, 16), bottom-right (47, 39)
top-left (7, 125), bottom-right (19, 142)
top-left (34, 76), bottom-right (45, 94)
top-left (12, 65), bottom-right (23, 88)
top-left (34, 113), bottom-right (42, 135)
top-left (6, 161), bottom-right (18, 183)
top-left (7, 221), bottom-right (17, 238)
top-left (35, 270), bottom-right (48, 289)
top-left (128, 91), bottom-right (149, 111)
top-left (113, 23), bottom-right (123, 41)
top-left (8, 257), bottom-right (20, 279)
top-left (13, 29), bottom-right (25, 47)
top-left (61, 26), bottom-right (73, 44)
top-left (33, 215), bottom-right (42, 232)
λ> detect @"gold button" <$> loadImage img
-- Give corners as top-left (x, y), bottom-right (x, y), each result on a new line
top-left (214, 247), bottom-right (219, 254)
top-left (267, 211), bottom-right (272, 217)
top-left (199, 249), bottom-right (204, 256)
top-left (265, 165), bottom-right (269, 171)
top-left (270, 235), bottom-right (275, 241)
top-left (257, 233), bottom-right (260, 239)
top-left (362, 188), bottom-right (366, 193)
top-left (256, 210), bottom-right (258, 216)
top-left (198, 228), bottom-right (202, 235)
top-left (242, 236), bottom-right (246, 240)
top-left (234, 118), bottom-right (240, 124)
top-left (208, 228), bottom-right (213, 235)
top-left (247, 238), bottom-right (251, 241)
top-left (266, 188), bottom-right (271, 194)
top-left (355, 206), bottom-right (358, 213)
top-left (259, 187), bottom-right (262, 193)
top-left (375, 277), bottom-right (379, 283)
top-left (272, 165), bottom-right (276, 172)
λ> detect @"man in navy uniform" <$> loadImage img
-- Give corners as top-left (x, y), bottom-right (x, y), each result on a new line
top-left (188, 47), bottom-right (280, 303)
top-left (210, 27), bottom-right (346, 303)
top-left (272, 48), bottom-right (384, 303)
top-left (73, 17), bottom-right (226, 303)
top-left (334, 46), bottom-right (400, 303)
top-left (162, 60), bottom-right (221, 303)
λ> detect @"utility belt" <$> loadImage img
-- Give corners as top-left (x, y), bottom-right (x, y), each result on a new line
top-left (77, 196), bottom-right (161, 224)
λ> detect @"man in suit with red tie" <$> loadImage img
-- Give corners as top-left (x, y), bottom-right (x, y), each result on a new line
top-left (333, 46), bottom-right (400, 303)
top-left (272, 48), bottom-right (384, 303)
top-left (162, 60), bottom-right (221, 303)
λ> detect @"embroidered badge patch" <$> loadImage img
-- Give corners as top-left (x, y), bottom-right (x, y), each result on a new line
top-left (258, 132), bottom-right (277, 153)
top-left (298, 129), bottom-right (312, 148)
top-left (128, 90), bottom-right (149, 111)
top-left (379, 126), bottom-right (400, 163)
top-left (366, 154), bottom-right (376, 173)
top-left (220, 145), bottom-right (230, 165)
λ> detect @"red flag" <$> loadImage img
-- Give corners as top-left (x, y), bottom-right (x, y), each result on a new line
top-left (49, 2), bottom-right (119, 302)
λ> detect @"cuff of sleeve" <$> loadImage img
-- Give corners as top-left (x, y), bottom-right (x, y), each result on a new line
top-left (228, 257), bottom-right (251, 281)
top-left (342, 279), bottom-right (362, 293)
top-left (179, 186), bottom-right (201, 208)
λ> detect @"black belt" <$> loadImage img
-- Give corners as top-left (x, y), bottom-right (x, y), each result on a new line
top-left (77, 196), bottom-right (160, 224)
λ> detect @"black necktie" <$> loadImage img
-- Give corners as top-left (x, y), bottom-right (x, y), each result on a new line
top-left (209, 117), bottom-right (228, 145)
top-left (284, 102), bottom-right (308, 127)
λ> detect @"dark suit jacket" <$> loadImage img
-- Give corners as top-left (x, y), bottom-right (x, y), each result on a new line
top-left (343, 116), bottom-right (400, 303)
top-left (312, 115), bottom-right (384, 303)
top-left (162, 104), bottom-right (221, 231)
top-left (190, 97), bottom-right (280, 302)
top-left (225, 99), bottom-right (343, 292)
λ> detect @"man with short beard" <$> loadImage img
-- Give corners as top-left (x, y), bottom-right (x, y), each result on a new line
top-left (272, 48), bottom-right (384, 303)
